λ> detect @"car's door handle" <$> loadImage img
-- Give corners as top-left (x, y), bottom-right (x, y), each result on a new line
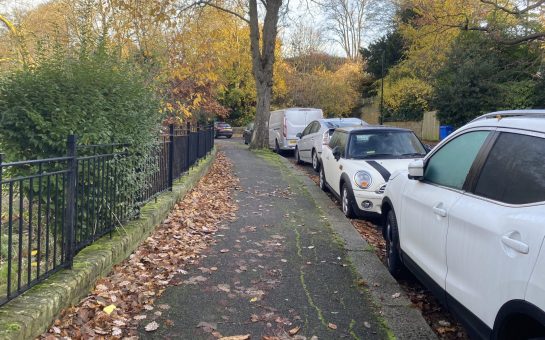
top-left (432, 204), bottom-right (447, 217)
top-left (502, 235), bottom-right (529, 254)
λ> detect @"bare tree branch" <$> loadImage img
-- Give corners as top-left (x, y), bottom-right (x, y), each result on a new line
top-left (480, 0), bottom-right (545, 16)
top-left (180, 0), bottom-right (250, 23)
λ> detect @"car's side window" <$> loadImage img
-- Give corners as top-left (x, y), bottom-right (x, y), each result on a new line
top-left (302, 124), bottom-right (313, 137)
top-left (328, 132), bottom-right (340, 149)
top-left (474, 132), bottom-right (545, 205)
top-left (310, 122), bottom-right (320, 134)
top-left (338, 132), bottom-right (348, 156)
top-left (424, 131), bottom-right (490, 190)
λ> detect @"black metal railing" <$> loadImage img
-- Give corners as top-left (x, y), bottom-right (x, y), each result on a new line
top-left (0, 124), bottom-right (214, 306)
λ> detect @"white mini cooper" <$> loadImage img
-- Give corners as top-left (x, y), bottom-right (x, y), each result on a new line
top-left (319, 126), bottom-right (428, 217)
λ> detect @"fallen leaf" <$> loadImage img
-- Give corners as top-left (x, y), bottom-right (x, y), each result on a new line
top-left (392, 292), bottom-right (401, 299)
top-left (219, 335), bottom-right (250, 340)
top-left (134, 315), bottom-right (147, 320)
top-left (145, 321), bottom-right (159, 332)
top-left (289, 326), bottom-right (300, 335)
top-left (250, 314), bottom-right (259, 322)
top-left (250, 297), bottom-right (258, 302)
top-left (112, 327), bottom-right (122, 336)
top-left (328, 323), bottom-right (337, 330)
top-left (103, 304), bottom-right (116, 315)
top-left (364, 321), bottom-right (371, 328)
top-left (197, 321), bottom-right (217, 333)
top-left (220, 249), bottom-right (230, 253)
top-left (438, 320), bottom-right (451, 327)
top-left (217, 284), bottom-right (231, 292)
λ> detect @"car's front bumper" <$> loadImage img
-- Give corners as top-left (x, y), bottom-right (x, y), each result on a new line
top-left (215, 130), bottom-right (233, 137)
top-left (353, 190), bottom-right (384, 215)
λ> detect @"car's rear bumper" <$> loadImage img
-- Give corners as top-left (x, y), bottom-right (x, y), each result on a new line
top-left (281, 140), bottom-right (298, 150)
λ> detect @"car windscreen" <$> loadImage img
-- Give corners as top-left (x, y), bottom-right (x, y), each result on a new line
top-left (347, 131), bottom-right (427, 159)
top-left (218, 123), bottom-right (231, 128)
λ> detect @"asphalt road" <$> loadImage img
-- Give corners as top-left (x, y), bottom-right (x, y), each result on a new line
top-left (139, 138), bottom-right (435, 339)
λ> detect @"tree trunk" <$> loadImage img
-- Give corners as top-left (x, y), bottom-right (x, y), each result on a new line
top-left (251, 81), bottom-right (273, 149)
top-left (248, 0), bottom-right (282, 150)
top-left (200, 0), bottom-right (282, 149)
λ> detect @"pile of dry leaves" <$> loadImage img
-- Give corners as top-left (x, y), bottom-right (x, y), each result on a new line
top-left (41, 152), bottom-right (238, 339)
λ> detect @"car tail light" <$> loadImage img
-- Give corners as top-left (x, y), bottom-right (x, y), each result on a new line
top-left (283, 117), bottom-right (287, 138)
top-left (322, 131), bottom-right (330, 145)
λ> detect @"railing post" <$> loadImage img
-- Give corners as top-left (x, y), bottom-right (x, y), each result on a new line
top-left (210, 124), bottom-right (214, 151)
top-left (168, 124), bottom-right (174, 191)
top-left (64, 135), bottom-right (77, 269)
top-left (186, 121), bottom-right (191, 171)
top-left (197, 125), bottom-right (201, 158)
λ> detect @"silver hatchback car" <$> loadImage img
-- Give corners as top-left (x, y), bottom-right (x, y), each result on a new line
top-left (295, 118), bottom-right (366, 171)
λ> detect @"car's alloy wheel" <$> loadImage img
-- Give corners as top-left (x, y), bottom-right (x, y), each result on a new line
top-left (312, 151), bottom-right (320, 172)
top-left (319, 167), bottom-right (328, 192)
top-left (295, 147), bottom-right (303, 164)
top-left (341, 184), bottom-right (355, 218)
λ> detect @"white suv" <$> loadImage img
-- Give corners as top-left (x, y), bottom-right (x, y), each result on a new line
top-left (381, 110), bottom-right (545, 340)
top-left (319, 126), bottom-right (428, 217)
top-left (295, 118), bottom-right (366, 171)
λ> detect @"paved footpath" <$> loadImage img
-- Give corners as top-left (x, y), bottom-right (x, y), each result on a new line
top-left (139, 140), bottom-right (435, 340)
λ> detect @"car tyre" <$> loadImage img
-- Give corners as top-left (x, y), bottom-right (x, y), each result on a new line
top-left (319, 166), bottom-right (328, 192)
top-left (244, 137), bottom-right (249, 145)
top-left (385, 209), bottom-right (407, 279)
top-left (311, 150), bottom-right (320, 172)
top-left (341, 183), bottom-right (356, 218)
top-left (295, 147), bottom-right (303, 164)
top-left (275, 140), bottom-right (281, 154)
top-left (227, 135), bottom-right (232, 139)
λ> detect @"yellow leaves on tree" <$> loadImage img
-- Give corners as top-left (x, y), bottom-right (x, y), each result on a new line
top-left (282, 60), bottom-right (363, 117)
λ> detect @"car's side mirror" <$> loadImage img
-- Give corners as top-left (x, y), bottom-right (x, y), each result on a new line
top-left (296, 132), bottom-right (302, 139)
top-left (332, 146), bottom-right (342, 161)
top-left (408, 159), bottom-right (425, 180)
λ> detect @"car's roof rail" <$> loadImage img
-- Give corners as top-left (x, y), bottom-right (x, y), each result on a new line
top-left (470, 110), bottom-right (545, 123)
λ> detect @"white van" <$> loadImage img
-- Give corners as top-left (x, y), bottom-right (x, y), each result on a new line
top-left (269, 108), bottom-right (323, 152)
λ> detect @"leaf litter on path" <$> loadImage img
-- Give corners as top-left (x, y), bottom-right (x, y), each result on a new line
top-left (40, 152), bottom-right (239, 339)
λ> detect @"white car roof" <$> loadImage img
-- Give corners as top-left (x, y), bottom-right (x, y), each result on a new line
top-left (463, 110), bottom-right (545, 133)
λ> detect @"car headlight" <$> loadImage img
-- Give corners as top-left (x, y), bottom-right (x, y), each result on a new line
top-left (354, 171), bottom-right (372, 189)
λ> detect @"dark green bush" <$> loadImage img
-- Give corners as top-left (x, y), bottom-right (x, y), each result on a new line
top-left (433, 32), bottom-right (542, 127)
top-left (0, 50), bottom-right (160, 160)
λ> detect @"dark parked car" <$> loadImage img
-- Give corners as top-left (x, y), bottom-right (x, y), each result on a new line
top-left (214, 122), bottom-right (233, 138)
top-left (243, 123), bottom-right (254, 144)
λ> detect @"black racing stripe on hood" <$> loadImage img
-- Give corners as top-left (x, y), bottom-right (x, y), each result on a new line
top-left (366, 161), bottom-right (391, 182)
